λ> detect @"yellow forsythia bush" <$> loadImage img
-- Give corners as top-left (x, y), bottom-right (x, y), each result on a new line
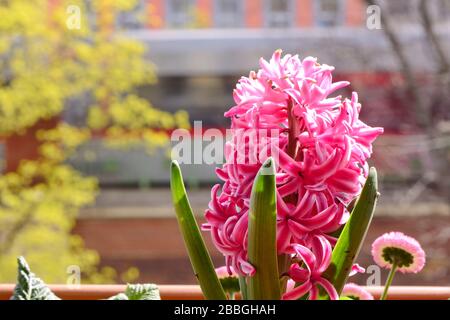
top-left (0, 0), bottom-right (189, 283)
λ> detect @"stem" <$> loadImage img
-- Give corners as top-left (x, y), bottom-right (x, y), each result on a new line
top-left (279, 97), bottom-right (295, 293)
top-left (381, 261), bottom-right (398, 300)
top-left (277, 254), bottom-right (291, 294)
top-left (287, 98), bottom-right (297, 158)
top-left (238, 276), bottom-right (248, 300)
top-left (0, 209), bottom-right (33, 256)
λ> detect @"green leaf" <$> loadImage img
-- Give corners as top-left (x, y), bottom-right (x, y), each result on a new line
top-left (11, 256), bottom-right (60, 300)
top-left (170, 160), bottom-right (227, 300)
top-left (247, 158), bottom-right (281, 300)
top-left (322, 167), bottom-right (379, 296)
top-left (108, 293), bottom-right (129, 300)
top-left (108, 284), bottom-right (160, 300)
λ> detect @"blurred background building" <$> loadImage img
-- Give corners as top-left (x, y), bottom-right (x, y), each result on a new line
top-left (63, 0), bottom-right (450, 186)
top-left (2, 0), bottom-right (449, 286)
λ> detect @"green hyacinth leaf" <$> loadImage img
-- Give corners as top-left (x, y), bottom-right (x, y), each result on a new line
top-left (322, 167), bottom-right (379, 297)
top-left (170, 160), bottom-right (227, 300)
top-left (247, 157), bottom-right (281, 300)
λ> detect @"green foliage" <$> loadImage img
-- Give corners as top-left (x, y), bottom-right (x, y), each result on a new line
top-left (108, 284), bottom-right (160, 300)
top-left (170, 161), bottom-right (227, 300)
top-left (0, 0), bottom-right (189, 137)
top-left (12, 257), bottom-right (60, 300)
top-left (247, 158), bottom-right (281, 300)
top-left (0, 158), bottom-right (103, 283)
top-left (0, 0), bottom-right (189, 283)
top-left (11, 257), bottom-right (158, 300)
top-left (322, 167), bottom-right (379, 296)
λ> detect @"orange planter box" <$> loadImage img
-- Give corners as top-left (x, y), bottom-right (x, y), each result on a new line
top-left (0, 284), bottom-right (449, 300)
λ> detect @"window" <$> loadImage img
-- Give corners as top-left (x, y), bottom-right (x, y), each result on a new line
top-left (315, 0), bottom-right (344, 27)
top-left (116, 0), bottom-right (146, 30)
top-left (166, 0), bottom-right (196, 28)
top-left (382, 0), bottom-right (418, 22)
top-left (437, 0), bottom-right (450, 20)
top-left (264, 0), bottom-right (295, 28)
top-left (162, 77), bottom-right (188, 96)
top-left (214, 0), bottom-right (244, 28)
top-left (385, 0), bottom-right (413, 15)
top-left (83, 1), bottom-right (97, 31)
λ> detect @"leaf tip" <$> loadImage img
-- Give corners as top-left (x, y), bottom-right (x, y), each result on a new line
top-left (260, 157), bottom-right (276, 175)
top-left (171, 159), bottom-right (180, 172)
top-left (170, 160), bottom-right (182, 185)
top-left (367, 166), bottom-right (379, 192)
top-left (369, 166), bottom-right (377, 179)
top-left (17, 256), bottom-right (29, 272)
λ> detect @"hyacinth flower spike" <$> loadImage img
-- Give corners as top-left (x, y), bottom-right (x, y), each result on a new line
top-left (173, 50), bottom-right (383, 300)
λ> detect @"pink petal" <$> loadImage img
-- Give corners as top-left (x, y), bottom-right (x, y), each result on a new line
top-left (282, 281), bottom-right (313, 300)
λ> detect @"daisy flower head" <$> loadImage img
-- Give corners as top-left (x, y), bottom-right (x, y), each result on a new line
top-left (215, 266), bottom-right (239, 298)
top-left (371, 232), bottom-right (425, 274)
top-left (215, 266), bottom-right (237, 279)
top-left (341, 283), bottom-right (374, 300)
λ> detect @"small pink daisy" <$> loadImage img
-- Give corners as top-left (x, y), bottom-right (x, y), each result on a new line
top-left (372, 232), bottom-right (426, 300)
top-left (371, 232), bottom-right (426, 274)
top-left (215, 266), bottom-right (240, 298)
top-left (215, 266), bottom-right (237, 278)
top-left (342, 283), bottom-right (374, 300)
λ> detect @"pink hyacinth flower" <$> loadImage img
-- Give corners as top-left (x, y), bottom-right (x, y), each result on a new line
top-left (349, 263), bottom-right (366, 277)
top-left (203, 49), bottom-right (383, 292)
top-left (283, 236), bottom-right (339, 300)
